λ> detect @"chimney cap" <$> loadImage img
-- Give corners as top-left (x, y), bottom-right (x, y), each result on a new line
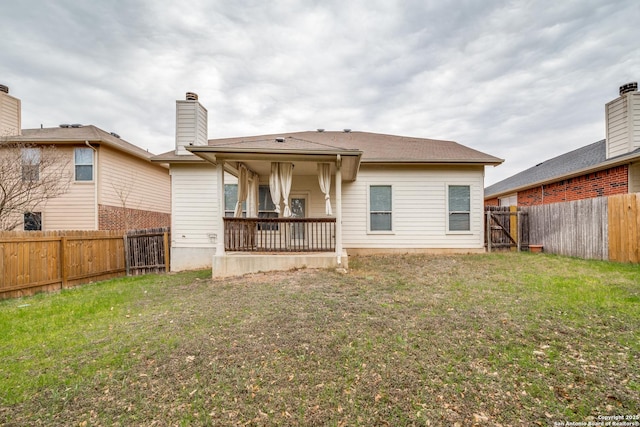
top-left (186, 92), bottom-right (199, 101)
top-left (620, 82), bottom-right (638, 96)
top-left (0, 84), bottom-right (8, 94)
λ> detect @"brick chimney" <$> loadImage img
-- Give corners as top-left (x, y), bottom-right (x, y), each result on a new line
top-left (605, 82), bottom-right (639, 159)
top-left (175, 92), bottom-right (208, 155)
top-left (0, 84), bottom-right (22, 136)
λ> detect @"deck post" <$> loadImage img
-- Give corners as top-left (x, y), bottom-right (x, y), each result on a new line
top-left (216, 160), bottom-right (226, 256)
top-left (335, 155), bottom-right (343, 266)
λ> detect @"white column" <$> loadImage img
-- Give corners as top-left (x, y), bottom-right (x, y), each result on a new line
top-left (335, 155), bottom-right (342, 265)
top-left (216, 160), bottom-right (226, 256)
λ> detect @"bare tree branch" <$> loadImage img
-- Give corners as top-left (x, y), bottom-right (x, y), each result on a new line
top-left (0, 139), bottom-right (72, 230)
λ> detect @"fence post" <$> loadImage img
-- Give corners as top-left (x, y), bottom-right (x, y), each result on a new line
top-left (486, 211), bottom-right (492, 253)
top-left (510, 205), bottom-right (518, 251)
top-left (163, 231), bottom-right (170, 273)
top-left (123, 234), bottom-right (130, 276)
top-left (60, 236), bottom-right (68, 288)
top-left (516, 211), bottom-right (521, 252)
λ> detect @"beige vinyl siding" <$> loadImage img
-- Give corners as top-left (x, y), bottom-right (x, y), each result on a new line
top-left (99, 146), bottom-right (170, 213)
top-left (630, 162), bottom-right (640, 193)
top-left (171, 163), bottom-right (218, 247)
top-left (341, 165), bottom-right (485, 249)
top-left (0, 92), bottom-right (21, 136)
top-left (631, 92), bottom-right (640, 151)
top-left (606, 93), bottom-right (640, 158)
top-left (41, 146), bottom-right (95, 230)
top-left (606, 97), bottom-right (628, 158)
top-left (175, 101), bottom-right (208, 155)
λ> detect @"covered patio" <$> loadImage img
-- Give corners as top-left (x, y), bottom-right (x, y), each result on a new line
top-left (186, 136), bottom-right (362, 276)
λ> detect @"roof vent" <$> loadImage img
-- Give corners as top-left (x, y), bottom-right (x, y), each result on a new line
top-left (343, 128), bottom-right (351, 133)
top-left (186, 92), bottom-right (199, 101)
top-left (317, 128), bottom-right (325, 132)
top-left (70, 124), bottom-right (83, 128)
top-left (620, 82), bottom-right (638, 96)
top-left (110, 132), bottom-right (121, 138)
top-left (59, 124), bottom-right (71, 128)
top-left (0, 84), bottom-right (8, 94)
top-left (275, 137), bottom-right (285, 143)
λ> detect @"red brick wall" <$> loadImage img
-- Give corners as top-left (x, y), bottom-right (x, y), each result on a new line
top-left (516, 165), bottom-right (629, 206)
top-left (98, 204), bottom-right (171, 231)
top-left (484, 198), bottom-right (499, 207)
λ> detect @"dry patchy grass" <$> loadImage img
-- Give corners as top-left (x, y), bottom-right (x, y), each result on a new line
top-left (1, 253), bottom-right (639, 426)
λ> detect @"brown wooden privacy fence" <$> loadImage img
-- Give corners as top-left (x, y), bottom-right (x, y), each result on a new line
top-left (124, 228), bottom-right (170, 275)
top-left (0, 228), bottom-right (170, 299)
top-left (485, 206), bottom-right (529, 251)
top-left (521, 193), bottom-right (639, 263)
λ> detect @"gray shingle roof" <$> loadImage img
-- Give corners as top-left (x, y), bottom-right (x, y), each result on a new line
top-left (485, 139), bottom-right (630, 198)
top-left (154, 131), bottom-right (503, 165)
top-left (8, 125), bottom-right (157, 161)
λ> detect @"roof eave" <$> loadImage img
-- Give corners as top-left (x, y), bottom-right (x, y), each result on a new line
top-left (363, 159), bottom-right (504, 166)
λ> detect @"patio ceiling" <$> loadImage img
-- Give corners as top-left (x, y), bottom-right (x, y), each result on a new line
top-left (186, 146), bottom-right (362, 181)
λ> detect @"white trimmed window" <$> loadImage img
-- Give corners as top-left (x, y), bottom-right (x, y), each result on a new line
top-left (74, 147), bottom-right (93, 181)
top-left (448, 185), bottom-right (471, 232)
top-left (21, 148), bottom-right (41, 182)
top-left (224, 184), bottom-right (244, 217)
top-left (369, 185), bottom-right (392, 232)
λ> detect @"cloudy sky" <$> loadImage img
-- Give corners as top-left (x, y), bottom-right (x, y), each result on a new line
top-left (2, 0), bottom-right (638, 185)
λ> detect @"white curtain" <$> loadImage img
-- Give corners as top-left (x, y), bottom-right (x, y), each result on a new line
top-left (234, 165), bottom-right (248, 217)
top-left (247, 172), bottom-right (259, 217)
top-left (269, 162), bottom-right (281, 215)
top-left (317, 163), bottom-right (332, 216)
top-left (279, 162), bottom-right (294, 217)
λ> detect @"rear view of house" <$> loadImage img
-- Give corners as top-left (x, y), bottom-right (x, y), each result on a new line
top-left (0, 84), bottom-right (171, 231)
top-left (154, 93), bottom-right (503, 275)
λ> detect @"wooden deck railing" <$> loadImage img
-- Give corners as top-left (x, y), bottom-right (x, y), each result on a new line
top-left (224, 217), bottom-right (336, 252)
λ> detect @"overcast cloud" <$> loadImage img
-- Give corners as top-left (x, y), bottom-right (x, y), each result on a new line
top-left (2, 0), bottom-right (638, 185)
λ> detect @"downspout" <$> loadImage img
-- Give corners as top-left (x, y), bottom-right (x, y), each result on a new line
top-left (85, 141), bottom-right (98, 229)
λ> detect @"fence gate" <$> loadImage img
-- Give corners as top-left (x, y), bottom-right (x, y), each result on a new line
top-left (485, 207), bottom-right (529, 251)
top-left (124, 227), bottom-right (170, 275)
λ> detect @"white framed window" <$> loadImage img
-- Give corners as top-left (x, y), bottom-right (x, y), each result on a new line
top-left (225, 184), bottom-right (277, 219)
top-left (369, 185), bottom-right (393, 232)
top-left (224, 184), bottom-right (244, 217)
top-left (21, 148), bottom-right (41, 182)
top-left (74, 147), bottom-right (93, 181)
top-left (448, 184), bottom-right (471, 232)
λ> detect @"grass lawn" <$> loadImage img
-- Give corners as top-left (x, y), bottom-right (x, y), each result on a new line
top-left (1, 253), bottom-right (639, 426)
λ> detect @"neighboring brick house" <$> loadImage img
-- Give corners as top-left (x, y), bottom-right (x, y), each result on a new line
top-left (485, 82), bottom-right (640, 207)
top-left (0, 85), bottom-right (170, 231)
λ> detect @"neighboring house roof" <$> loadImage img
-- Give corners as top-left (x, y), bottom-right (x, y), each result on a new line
top-left (7, 125), bottom-right (161, 163)
top-left (485, 139), bottom-right (640, 198)
top-left (153, 130), bottom-right (503, 165)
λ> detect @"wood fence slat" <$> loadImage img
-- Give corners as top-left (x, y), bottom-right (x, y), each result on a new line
top-left (0, 228), bottom-right (169, 299)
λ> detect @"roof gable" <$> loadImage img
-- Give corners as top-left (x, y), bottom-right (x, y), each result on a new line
top-left (8, 125), bottom-right (157, 162)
